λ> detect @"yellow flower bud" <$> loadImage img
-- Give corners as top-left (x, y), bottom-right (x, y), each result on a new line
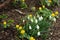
top-left (42, 5), bottom-right (45, 8)
top-left (20, 30), bottom-right (25, 34)
top-left (39, 7), bottom-right (42, 10)
top-left (55, 11), bottom-right (59, 15)
top-left (16, 25), bottom-right (19, 28)
top-left (33, 39), bottom-right (35, 40)
top-left (21, 0), bottom-right (25, 2)
top-left (48, 0), bottom-right (52, 3)
top-left (3, 21), bottom-right (6, 24)
top-left (30, 37), bottom-right (35, 40)
top-left (51, 13), bottom-right (55, 17)
top-left (29, 14), bottom-right (32, 17)
top-left (19, 26), bottom-right (23, 30)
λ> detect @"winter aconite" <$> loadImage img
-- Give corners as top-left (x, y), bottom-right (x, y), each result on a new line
top-left (51, 13), bottom-right (56, 17)
top-left (30, 37), bottom-right (35, 40)
top-left (20, 30), bottom-right (25, 34)
top-left (16, 25), bottom-right (19, 29)
top-left (3, 21), bottom-right (6, 25)
top-left (19, 26), bottom-right (23, 30)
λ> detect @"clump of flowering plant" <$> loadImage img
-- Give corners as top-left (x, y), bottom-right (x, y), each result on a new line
top-left (40, 0), bottom-right (59, 6)
top-left (17, 6), bottom-right (59, 40)
top-left (0, 14), bottom-right (14, 28)
top-left (2, 19), bottom-right (14, 28)
top-left (0, 6), bottom-right (58, 40)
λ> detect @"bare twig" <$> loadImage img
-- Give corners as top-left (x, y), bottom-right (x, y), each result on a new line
top-left (15, 9), bottom-right (25, 15)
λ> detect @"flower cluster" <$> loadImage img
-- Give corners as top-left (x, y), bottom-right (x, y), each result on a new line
top-left (20, 6), bottom-right (59, 40)
top-left (16, 24), bottom-right (36, 40)
top-left (49, 11), bottom-right (59, 22)
top-left (40, 0), bottom-right (59, 6)
top-left (2, 19), bottom-right (14, 28)
top-left (1, 6), bottom-right (59, 40)
top-left (1, 0), bottom-right (59, 40)
top-left (16, 25), bottom-right (25, 34)
top-left (37, 6), bottom-right (59, 22)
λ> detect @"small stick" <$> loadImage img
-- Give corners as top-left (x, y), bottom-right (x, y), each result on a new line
top-left (15, 9), bottom-right (25, 15)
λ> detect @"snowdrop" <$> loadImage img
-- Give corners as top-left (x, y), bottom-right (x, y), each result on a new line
top-left (34, 16), bottom-right (36, 19)
top-left (29, 26), bottom-right (32, 29)
top-left (49, 16), bottom-right (52, 19)
top-left (49, 16), bottom-right (56, 22)
top-left (31, 18), bottom-right (33, 22)
top-left (37, 31), bottom-right (40, 36)
top-left (36, 25), bottom-right (40, 29)
top-left (35, 19), bottom-right (38, 23)
top-left (27, 16), bottom-right (30, 19)
top-left (23, 20), bottom-right (25, 23)
top-left (53, 18), bottom-right (56, 22)
top-left (39, 16), bottom-right (43, 21)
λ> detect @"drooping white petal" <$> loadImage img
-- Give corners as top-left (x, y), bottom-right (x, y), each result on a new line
top-left (39, 16), bottom-right (43, 21)
top-left (31, 19), bottom-right (33, 22)
top-left (36, 25), bottom-right (39, 29)
top-left (23, 20), bottom-right (25, 23)
top-left (53, 18), bottom-right (56, 22)
top-left (34, 16), bottom-right (36, 19)
top-left (35, 19), bottom-right (38, 23)
top-left (27, 16), bottom-right (30, 19)
top-left (37, 32), bottom-right (40, 36)
top-left (29, 26), bottom-right (32, 29)
top-left (49, 16), bottom-right (52, 19)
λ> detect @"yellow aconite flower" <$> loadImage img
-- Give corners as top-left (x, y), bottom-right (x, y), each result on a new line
top-left (16, 25), bottom-right (19, 28)
top-left (20, 30), bottom-right (25, 34)
top-left (21, 0), bottom-right (25, 2)
top-left (19, 26), bottom-right (23, 30)
top-left (29, 14), bottom-right (32, 17)
top-left (55, 11), bottom-right (59, 15)
top-left (42, 5), bottom-right (45, 8)
top-left (48, 0), bottom-right (52, 3)
top-left (39, 7), bottom-right (42, 10)
top-left (3, 21), bottom-right (6, 24)
top-left (30, 37), bottom-right (35, 40)
top-left (51, 13), bottom-right (55, 17)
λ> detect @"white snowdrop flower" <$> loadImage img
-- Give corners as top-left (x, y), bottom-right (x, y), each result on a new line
top-left (37, 32), bottom-right (40, 36)
top-left (50, 32), bottom-right (53, 35)
top-left (35, 19), bottom-right (38, 23)
top-left (36, 25), bottom-right (39, 29)
top-left (31, 19), bottom-right (33, 22)
top-left (23, 20), bottom-right (25, 23)
top-left (49, 16), bottom-right (52, 19)
top-left (27, 16), bottom-right (30, 19)
top-left (39, 16), bottom-right (43, 21)
top-left (34, 16), bottom-right (36, 19)
top-left (53, 18), bottom-right (56, 22)
top-left (29, 26), bottom-right (32, 29)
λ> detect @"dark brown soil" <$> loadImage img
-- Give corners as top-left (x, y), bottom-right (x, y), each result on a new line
top-left (0, 28), bottom-right (17, 40)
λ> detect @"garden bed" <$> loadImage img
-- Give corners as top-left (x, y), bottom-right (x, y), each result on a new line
top-left (0, 0), bottom-right (60, 40)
